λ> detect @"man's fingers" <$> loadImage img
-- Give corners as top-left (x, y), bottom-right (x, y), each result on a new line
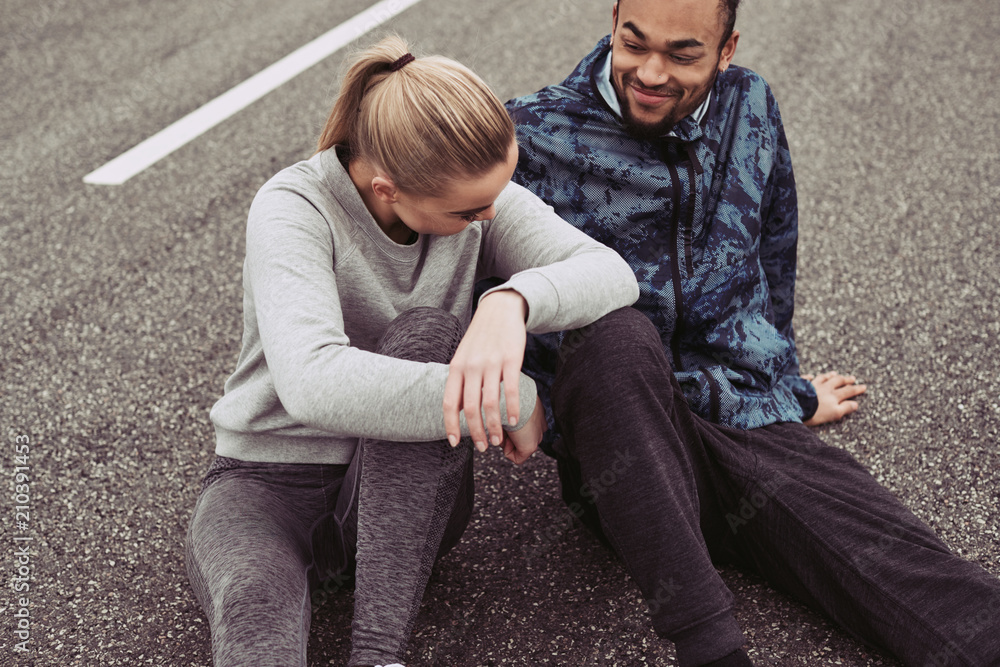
top-left (463, 375), bottom-right (487, 452)
top-left (503, 361), bottom-right (521, 427)
top-left (829, 374), bottom-right (857, 388)
top-left (840, 400), bottom-right (860, 417)
top-left (835, 383), bottom-right (867, 400)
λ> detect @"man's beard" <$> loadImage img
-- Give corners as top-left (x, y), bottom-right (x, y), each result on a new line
top-left (616, 71), bottom-right (716, 141)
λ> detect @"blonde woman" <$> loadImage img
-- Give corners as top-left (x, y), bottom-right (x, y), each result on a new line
top-left (184, 36), bottom-right (638, 667)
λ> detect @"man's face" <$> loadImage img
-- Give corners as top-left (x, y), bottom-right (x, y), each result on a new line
top-left (610, 0), bottom-right (739, 138)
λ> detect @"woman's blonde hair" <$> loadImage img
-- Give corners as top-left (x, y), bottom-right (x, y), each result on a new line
top-left (316, 35), bottom-right (515, 197)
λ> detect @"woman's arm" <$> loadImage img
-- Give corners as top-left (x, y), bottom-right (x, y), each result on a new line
top-left (477, 181), bottom-right (639, 334)
top-left (244, 182), bottom-right (535, 443)
top-left (442, 181), bottom-right (639, 452)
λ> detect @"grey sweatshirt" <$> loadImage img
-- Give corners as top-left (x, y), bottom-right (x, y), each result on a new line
top-left (209, 147), bottom-right (639, 464)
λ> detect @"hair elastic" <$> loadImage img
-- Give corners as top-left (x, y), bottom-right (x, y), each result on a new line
top-left (389, 53), bottom-right (415, 72)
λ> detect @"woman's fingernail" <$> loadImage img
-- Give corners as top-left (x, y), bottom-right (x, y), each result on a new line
top-left (491, 434), bottom-right (500, 446)
top-left (448, 434), bottom-right (458, 447)
top-left (509, 416), bottom-right (517, 426)
top-left (475, 441), bottom-right (486, 452)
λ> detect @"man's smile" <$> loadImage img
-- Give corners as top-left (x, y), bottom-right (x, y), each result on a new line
top-left (630, 84), bottom-right (673, 106)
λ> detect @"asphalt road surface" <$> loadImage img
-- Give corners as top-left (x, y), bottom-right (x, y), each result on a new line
top-left (1, 0), bottom-right (998, 665)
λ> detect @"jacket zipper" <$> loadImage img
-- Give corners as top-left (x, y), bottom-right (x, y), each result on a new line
top-left (703, 366), bottom-right (722, 424)
top-left (665, 159), bottom-right (685, 372)
top-left (683, 142), bottom-right (703, 276)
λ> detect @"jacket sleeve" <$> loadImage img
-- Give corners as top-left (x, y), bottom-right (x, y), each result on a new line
top-left (476, 182), bottom-right (639, 334)
top-left (759, 92), bottom-right (818, 420)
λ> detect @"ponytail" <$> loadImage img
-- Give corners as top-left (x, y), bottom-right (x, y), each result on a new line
top-left (316, 35), bottom-right (515, 197)
top-left (316, 36), bottom-right (403, 153)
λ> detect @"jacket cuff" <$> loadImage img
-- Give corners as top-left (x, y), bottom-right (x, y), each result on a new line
top-left (794, 384), bottom-right (819, 422)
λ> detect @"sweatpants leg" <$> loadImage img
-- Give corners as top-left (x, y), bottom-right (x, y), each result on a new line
top-left (348, 307), bottom-right (474, 667)
top-left (725, 422), bottom-right (1000, 667)
top-left (551, 307), bottom-right (1000, 667)
top-left (186, 307), bottom-right (473, 667)
top-left (185, 459), bottom-right (350, 667)
top-left (550, 307), bottom-right (748, 667)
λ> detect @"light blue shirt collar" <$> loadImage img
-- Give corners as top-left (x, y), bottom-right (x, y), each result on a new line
top-left (596, 50), bottom-right (710, 137)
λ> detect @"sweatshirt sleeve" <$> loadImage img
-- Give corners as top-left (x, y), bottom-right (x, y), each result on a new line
top-left (478, 182), bottom-right (639, 333)
top-left (243, 182), bottom-right (535, 441)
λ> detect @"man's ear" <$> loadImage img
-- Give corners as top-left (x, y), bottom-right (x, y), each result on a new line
top-left (611, 1), bottom-right (619, 35)
top-left (719, 29), bottom-right (739, 72)
top-left (370, 175), bottom-right (398, 204)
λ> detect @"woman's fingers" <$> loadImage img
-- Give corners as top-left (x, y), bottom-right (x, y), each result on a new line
top-left (443, 368), bottom-right (464, 447)
top-left (502, 359), bottom-right (521, 428)
top-left (463, 371), bottom-right (487, 452)
top-left (481, 368), bottom-right (503, 447)
top-left (443, 289), bottom-right (529, 451)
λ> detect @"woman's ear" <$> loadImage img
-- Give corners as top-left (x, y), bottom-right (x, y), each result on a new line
top-left (370, 175), bottom-right (399, 204)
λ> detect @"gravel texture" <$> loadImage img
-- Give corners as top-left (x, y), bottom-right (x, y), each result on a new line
top-left (1, 0), bottom-right (997, 665)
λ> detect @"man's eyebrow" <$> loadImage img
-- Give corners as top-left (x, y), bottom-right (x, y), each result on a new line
top-left (667, 38), bottom-right (705, 49)
top-left (449, 204), bottom-right (491, 217)
top-left (621, 21), bottom-right (705, 50)
top-left (622, 20), bottom-right (647, 41)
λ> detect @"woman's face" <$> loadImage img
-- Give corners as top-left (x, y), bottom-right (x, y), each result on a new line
top-left (390, 141), bottom-right (519, 237)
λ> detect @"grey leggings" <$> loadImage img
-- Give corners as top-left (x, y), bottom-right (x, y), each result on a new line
top-left (185, 307), bottom-right (474, 666)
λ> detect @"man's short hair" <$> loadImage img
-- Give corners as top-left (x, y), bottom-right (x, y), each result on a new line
top-left (613, 0), bottom-right (740, 52)
top-left (719, 0), bottom-right (740, 49)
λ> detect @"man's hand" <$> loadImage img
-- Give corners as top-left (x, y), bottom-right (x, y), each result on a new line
top-left (501, 400), bottom-right (546, 464)
top-left (803, 371), bottom-right (867, 426)
top-left (444, 290), bottom-right (528, 452)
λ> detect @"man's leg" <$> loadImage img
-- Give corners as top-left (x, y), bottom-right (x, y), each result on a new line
top-left (726, 422), bottom-right (1000, 667)
top-left (550, 307), bottom-right (752, 667)
top-left (345, 307), bottom-right (475, 667)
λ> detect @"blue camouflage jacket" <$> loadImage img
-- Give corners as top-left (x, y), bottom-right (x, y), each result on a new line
top-left (507, 36), bottom-right (818, 442)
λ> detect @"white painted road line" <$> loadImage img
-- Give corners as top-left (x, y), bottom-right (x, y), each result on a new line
top-left (83, 0), bottom-right (425, 185)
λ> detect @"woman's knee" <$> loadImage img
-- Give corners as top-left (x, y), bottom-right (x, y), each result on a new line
top-left (376, 307), bottom-right (464, 364)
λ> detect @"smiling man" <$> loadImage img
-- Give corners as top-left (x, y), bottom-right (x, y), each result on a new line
top-left (607, 0), bottom-right (734, 138)
top-left (506, 0), bottom-right (1000, 665)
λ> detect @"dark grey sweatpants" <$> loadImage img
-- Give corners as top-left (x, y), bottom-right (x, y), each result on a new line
top-left (185, 307), bottom-right (473, 666)
top-left (550, 307), bottom-right (1000, 667)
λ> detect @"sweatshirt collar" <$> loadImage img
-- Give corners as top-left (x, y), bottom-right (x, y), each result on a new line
top-left (321, 146), bottom-right (423, 262)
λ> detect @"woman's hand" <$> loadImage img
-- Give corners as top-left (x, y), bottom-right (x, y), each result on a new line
top-left (803, 371), bottom-right (867, 426)
top-left (502, 399), bottom-right (546, 464)
top-left (444, 290), bottom-right (528, 452)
